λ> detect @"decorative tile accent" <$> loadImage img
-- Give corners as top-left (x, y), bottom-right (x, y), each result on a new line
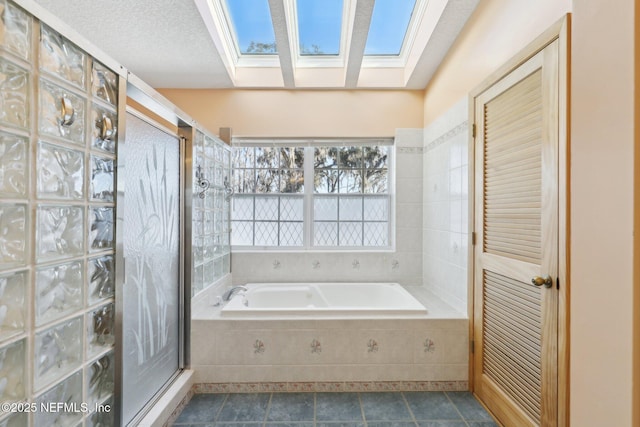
top-left (424, 338), bottom-right (436, 353)
top-left (162, 386), bottom-right (195, 427)
top-left (312, 260), bottom-right (321, 269)
top-left (310, 339), bottom-right (322, 354)
top-left (253, 339), bottom-right (265, 354)
top-left (397, 147), bottom-right (424, 154)
top-left (391, 260), bottom-right (400, 270)
top-left (191, 381), bottom-right (469, 394)
top-left (273, 259), bottom-right (281, 269)
top-left (352, 259), bottom-right (360, 269)
top-left (425, 121), bottom-right (469, 153)
top-left (367, 339), bottom-right (378, 353)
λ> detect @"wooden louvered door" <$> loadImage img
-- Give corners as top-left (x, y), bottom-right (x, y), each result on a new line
top-left (473, 40), bottom-right (559, 427)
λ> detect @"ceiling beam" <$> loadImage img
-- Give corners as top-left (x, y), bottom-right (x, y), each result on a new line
top-left (345, 0), bottom-right (375, 88)
top-left (269, 0), bottom-right (295, 88)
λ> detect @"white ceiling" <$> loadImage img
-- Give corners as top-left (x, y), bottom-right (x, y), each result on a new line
top-left (30, 0), bottom-right (478, 89)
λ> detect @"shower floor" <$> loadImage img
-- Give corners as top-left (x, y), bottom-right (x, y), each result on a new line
top-left (173, 391), bottom-right (497, 426)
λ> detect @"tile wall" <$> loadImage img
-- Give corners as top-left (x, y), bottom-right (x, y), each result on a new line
top-left (230, 129), bottom-right (423, 288)
top-left (423, 98), bottom-right (470, 314)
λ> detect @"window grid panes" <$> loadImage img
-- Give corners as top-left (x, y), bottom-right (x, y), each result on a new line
top-left (232, 143), bottom-right (392, 249)
top-left (224, 0), bottom-right (278, 55)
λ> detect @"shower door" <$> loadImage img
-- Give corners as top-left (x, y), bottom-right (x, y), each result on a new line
top-left (119, 111), bottom-right (183, 425)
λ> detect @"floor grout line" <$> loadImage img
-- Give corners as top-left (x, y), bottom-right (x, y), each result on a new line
top-left (357, 392), bottom-right (368, 427)
top-left (400, 391), bottom-right (420, 427)
top-left (444, 391), bottom-right (471, 427)
top-left (262, 392), bottom-right (274, 427)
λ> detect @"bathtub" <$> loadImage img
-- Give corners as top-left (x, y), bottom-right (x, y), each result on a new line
top-left (220, 282), bottom-right (428, 317)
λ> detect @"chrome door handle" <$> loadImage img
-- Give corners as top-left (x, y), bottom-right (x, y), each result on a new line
top-left (99, 115), bottom-right (115, 140)
top-left (60, 96), bottom-right (75, 126)
top-left (531, 275), bottom-right (553, 288)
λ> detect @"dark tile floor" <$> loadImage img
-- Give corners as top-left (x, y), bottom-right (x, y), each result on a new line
top-left (173, 392), bottom-right (498, 427)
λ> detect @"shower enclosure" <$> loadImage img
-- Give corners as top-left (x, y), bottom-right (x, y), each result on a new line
top-left (0, 1), bottom-right (232, 425)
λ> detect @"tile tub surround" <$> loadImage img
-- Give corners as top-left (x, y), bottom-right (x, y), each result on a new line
top-left (190, 287), bottom-right (467, 386)
top-left (231, 128), bottom-right (424, 289)
top-left (172, 391), bottom-right (497, 426)
top-left (423, 98), bottom-right (470, 314)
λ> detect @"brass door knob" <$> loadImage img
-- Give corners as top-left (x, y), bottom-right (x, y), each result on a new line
top-left (531, 275), bottom-right (553, 288)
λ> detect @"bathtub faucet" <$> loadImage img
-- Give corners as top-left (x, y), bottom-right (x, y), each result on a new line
top-left (222, 286), bottom-right (247, 301)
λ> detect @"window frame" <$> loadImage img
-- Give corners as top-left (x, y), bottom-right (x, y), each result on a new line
top-left (231, 139), bottom-right (395, 252)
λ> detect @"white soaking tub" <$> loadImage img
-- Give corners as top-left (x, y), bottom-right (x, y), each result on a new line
top-left (220, 282), bottom-right (428, 317)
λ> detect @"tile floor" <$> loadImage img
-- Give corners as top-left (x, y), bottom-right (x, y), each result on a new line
top-left (173, 391), bottom-right (498, 427)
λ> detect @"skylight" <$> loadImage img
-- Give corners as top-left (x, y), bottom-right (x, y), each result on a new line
top-left (225, 0), bottom-right (277, 54)
top-left (364, 0), bottom-right (417, 56)
top-left (296, 0), bottom-right (344, 56)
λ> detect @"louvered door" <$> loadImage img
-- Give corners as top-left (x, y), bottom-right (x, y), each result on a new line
top-left (473, 40), bottom-right (559, 427)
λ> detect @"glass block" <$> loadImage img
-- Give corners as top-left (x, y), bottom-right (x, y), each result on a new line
top-left (87, 397), bottom-right (114, 427)
top-left (233, 169), bottom-right (255, 193)
top-left (35, 261), bottom-right (83, 326)
top-left (256, 169), bottom-right (279, 193)
top-left (0, 339), bottom-right (25, 401)
top-left (313, 196), bottom-right (337, 221)
top-left (89, 207), bottom-right (114, 252)
top-left (255, 147), bottom-right (278, 168)
top-left (364, 169), bottom-right (388, 193)
top-left (35, 370), bottom-right (83, 427)
top-left (213, 233), bottom-right (222, 257)
top-left (280, 169), bottom-right (304, 193)
top-left (339, 222), bottom-right (363, 246)
top-left (37, 141), bottom-right (84, 200)
top-left (214, 211), bottom-right (222, 234)
top-left (339, 196), bottom-right (363, 221)
top-left (222, 254), bottom-right (230, 274)
top-left (0, 0), bottom-right (31, 60)
top-left (91, 156), bottom-right (115, 202)
top-left (193, 264), bottom-right (203, 295)
top-left (255, 196), bottom-right (278, 221)
top-left (193, 236), bottom-right (203, 264)
top-left (314, 147), bottom-right (338, 168)
top-left (34, 316), bottom-right (82, 389)
top-left (232, 221), bottom-right (253, 245)
top-left (203, 261), bottom-right (214, 286)
top-left (39, 79), bottom-right (85, 145)
top-left (92, 61), bottom-right (118, 106)
top-left (364, 196), bottom-right (389, 221)
top-left (40, 24), bottom-right (85, 88)
top-left (364, 222), bottom-right (388, 246)
top-left (313, 222), bottom-right (337, 246)
top-left (87, 352), bottom-right (114, 406)
top-left (91, 104), bottom-right (118, 153)
top-left (232, 146), bottom-right (254, 168)
top-left (0, 271), bottom-right (25, 341)
top-left (203, 210), bottom-right (213, 235)
top-left (339, 146), bottom-right (362, 167)
top-left (0, 412), bottom-right (27, 427)
top-left (314, 169), bottom-right (338, 193)
top-left (214, 164), bottom-right (223, 186)
top-left (280, 222), bottom-right (303, 246)
top-left (338, 169), bottom-right (363, 193)
top-left (0, 58), bottom-right (28, 130)
top-left (36, 205), bottom-right (83, 262)
top-left (280, 196), bottom-right (303, 221)
top-left (0, 130), bottom-right (27, 198)
top-left (202, 235), bottom-right (213, 260)
top-left (215, 143), bottom-right (223, 163)
top-left (0, 203), bottom-right (26, 266)
top-left (214, 258), bottom-right (223, 281)
top-left (204, 136), bottom-right (215, 159)
top-left (87, 303), bottom-right (114, 357)
top-left (88, 255), bottom-right (115, 305)
top-left (224, 148), bottom-right (231, 166)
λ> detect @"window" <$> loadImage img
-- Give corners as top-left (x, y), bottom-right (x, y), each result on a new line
top-left (224, 0), bottom-right (278, 54)
top-left (364, 0), bottom-right (417, 56)
top-left (231, 140), bottom-right (393, 249)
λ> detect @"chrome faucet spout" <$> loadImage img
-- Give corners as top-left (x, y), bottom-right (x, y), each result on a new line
top-left (222, 286), bottom-right (248, 301)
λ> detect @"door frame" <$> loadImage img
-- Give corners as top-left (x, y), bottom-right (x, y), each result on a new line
top-left (467, 15), bottom-right (570, 427)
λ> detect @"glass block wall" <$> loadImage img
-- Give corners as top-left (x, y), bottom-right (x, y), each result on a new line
top-left (0, 1), bottom-right (118, 425)
top-left (191, 131), bottom-right (231, 296)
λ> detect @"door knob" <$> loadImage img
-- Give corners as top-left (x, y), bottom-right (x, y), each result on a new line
top-left (531, 275), bottom-right (553, 288)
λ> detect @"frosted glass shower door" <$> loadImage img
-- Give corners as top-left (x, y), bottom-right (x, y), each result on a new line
top-left (121, 112), bottom-right (182, 425)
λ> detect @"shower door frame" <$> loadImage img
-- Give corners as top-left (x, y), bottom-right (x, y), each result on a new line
top-left (115, 76), bottom-right (194, 426)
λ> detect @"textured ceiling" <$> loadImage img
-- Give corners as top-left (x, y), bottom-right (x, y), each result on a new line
top-left (30, 0), bottom-right (477, 90)
top-left (32, 0), bottom-right (234, 88)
